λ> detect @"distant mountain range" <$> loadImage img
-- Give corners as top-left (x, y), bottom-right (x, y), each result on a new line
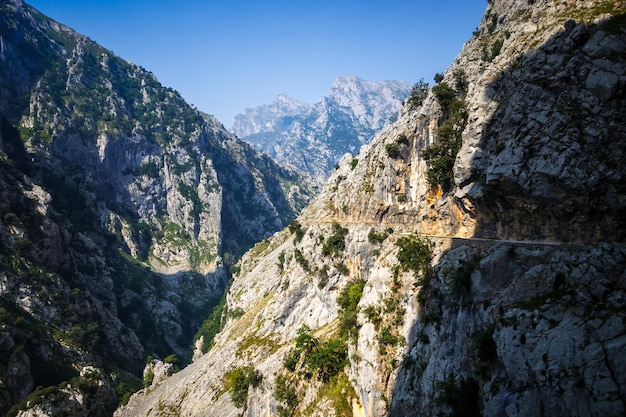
top-left (231, 75), bottom-right (412, 185)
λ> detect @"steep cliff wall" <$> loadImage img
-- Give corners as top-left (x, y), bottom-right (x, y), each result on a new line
top-left (117, 0), bottom-right (625, 416)
top-left (0, 1), bottom-right (314, 415)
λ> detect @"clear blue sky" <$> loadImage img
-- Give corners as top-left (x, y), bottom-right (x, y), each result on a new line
top-left (27, 0), bottom-right (486, 127)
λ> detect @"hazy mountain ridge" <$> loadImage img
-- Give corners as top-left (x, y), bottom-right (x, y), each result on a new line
top-left (0, 0), bottom-right (314, 415)
top-left (118, 1), bottom-right (626, 416)
top-left (232, 75), bottom-right (412, 185)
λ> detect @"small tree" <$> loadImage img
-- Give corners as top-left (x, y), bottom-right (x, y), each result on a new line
top-left (229, 366), bottom-right (263, 408)
top-left (337, 279), bottom-right (367, 338)
top-left (407, 79), bottom-right (429, 110)
top-left (432, 82), bottom-right (456, 110)
top-left (385, 143), bottom-right (400, 158)
top-left (396, 234), bottom-right (433, 285)
top-left (322, 222), bottom-right (348, 257)
top-left (288, 220), bottom-right (304, 243)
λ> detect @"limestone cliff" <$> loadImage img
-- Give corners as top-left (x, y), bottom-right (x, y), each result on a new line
top-left (117, 1), bottom-right (626, 416)
top-left (0, 0), bottom-right (312, 415)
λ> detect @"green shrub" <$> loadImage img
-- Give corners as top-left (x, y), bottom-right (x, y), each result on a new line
top-left (284, 349), bottom-right (300, 373)
top-left (385, 143), bottom-right (400, 158)
top-left (115, 376), bottom-right (142, 406)
top-left (163, 354), bottom-right (180, 373)
top-left (395, 234), bottom-right (433, 285)
top-left (322, 222), bottom-right (348, 257)
top-left (473, 324), bottom-right (498, 364)
top-left (350, 158), bottom-right (359, 170)
top-left (378, 326), bottom-right (399, 346)
top-left (228, 307), bottom-right (245, 320)
top-left (367, 229), bottom-right (389, 244)
top-left (288, 220), bottom-right (304, 243)
top-left (193, 291), bottom-right (227, 353)
top-left (284, 325), bottom-right (318, 371)
top-left (397, 134), bottom-right (410, 146)
top-left (407, 79), bottom-right (429, 110)
top-left (337, 279), bottom-right (366, 338)
top-left (363, 305), bottom-right (382, 329)
top-left (334, 262), bottom-right (347, 275)
top-left (307, 338), bottom-right (348, 382)
top-left (432, 82), bottom-right (456, 109)
top-left (318, 266), bottom-right (329, 288)
top-left (283, 325), bottom-right (347, 382)
top-left (229, 366), bottom-right (263, 408)
top-left (138, 161), bottom-right (160, 178)
top-left (277, 250), bottom-right (286, 272)
top-left (275, 375), bottom-right (298, 416)
top-left (293, 249), bottom-right (310, 272)
top-left (142, 369), bottom-right (154, 388)
top-left (332, 175), bottom-right (346, 192)
top-left (453, 69), bottom-right (469, 95)
top-left (443, 253), bottom-right (482, 293)
top-left (422, 94), bottom-right (468, 190)
top-left (484, 38), bottom-right (504, 61)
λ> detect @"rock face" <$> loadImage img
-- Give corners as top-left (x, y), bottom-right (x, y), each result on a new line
top-left (0, 1), bottom-right (313, 415)
top-left (117, 1), bottom-right (626, 416)
top-left (232, 76), bottom-right (412, 185)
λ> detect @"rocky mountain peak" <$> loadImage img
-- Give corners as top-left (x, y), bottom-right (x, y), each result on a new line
top-left (233, 75), bottom-right (412, 185)
top-left (231, 94), bottom-right (311, 139)
top-left (327, 75), bottom-right (412, 130)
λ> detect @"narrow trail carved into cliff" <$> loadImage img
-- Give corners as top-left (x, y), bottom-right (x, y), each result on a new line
top-left (309, 218), bottom-right (586, 247)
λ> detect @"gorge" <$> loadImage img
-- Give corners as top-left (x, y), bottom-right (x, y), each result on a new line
top-left (0, 0), bottom-right (625, 416)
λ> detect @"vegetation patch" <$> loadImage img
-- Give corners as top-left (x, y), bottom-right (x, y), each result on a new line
top-left (277, 250), bottom-right (286, 272)
top-left (435, 373), bottom-right (481, 417)
top-left (274, 375), bottom-right (299, 417)
top-left (368, 227), bottom-right (393, 244)
top-left (422, 71), bottom-right (469, 190)
top-left (248, 238), bottom-right (272, 259)
top-left (237, 334), bottom-right (279, 358)
top-left (322, 222), bottom-right (349, 257)
top-left (283, 325), bottom-right (348, 382)
top-left (293, 248), bottom-right (310, 272)
top-left (138, 160), bottom-right (160, 178)
top-left (115, 374), bottom-right (143, 406)
top-left (306, 372), bottom-right (357, 417)
top-left (153, 221), bottom-right (191, 248)
top-left (337, 278), bottom-right (367, 339)
top-left (193, 289), bottom-right (228, 353)
top-left (385, 143), bottom-right (400, 158)
top-left (395, 234), bottom-right (434, 286)
top-left (473, 324), bottom-right (498, 366)
top-left (288, 220), bottom-right (304, 243)
top-left (407, 79), bottom-right (430, 110)
top-left (226, 366), bottom-right (263, 408)
top-left (442, 252), bottom-right (482, 294)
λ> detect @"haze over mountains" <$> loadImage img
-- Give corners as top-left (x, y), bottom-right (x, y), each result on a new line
top-left (232, 76), bottom-right (412, 185)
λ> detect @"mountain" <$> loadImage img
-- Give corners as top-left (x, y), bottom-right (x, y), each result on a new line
top-left (232, 76), bottom-right (412, 185)
top-left (0, 0), bottom-right (314, 415)
top-left (118, 1), bottom-right (626, 416)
